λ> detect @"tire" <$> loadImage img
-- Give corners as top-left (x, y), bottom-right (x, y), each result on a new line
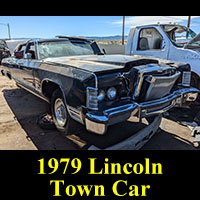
top-left (51, 89), bottom-right (69, 133)
top-left (37, 113), bottom-right (56, 130)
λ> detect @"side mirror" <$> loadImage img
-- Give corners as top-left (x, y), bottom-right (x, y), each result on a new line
top-left (24, 53), bottom-right (32, 60)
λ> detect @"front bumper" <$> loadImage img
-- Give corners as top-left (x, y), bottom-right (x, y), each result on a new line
top-left (85, 87), bottom-right (199, 135)
top-left (88, 114), bottom-right (162, 150)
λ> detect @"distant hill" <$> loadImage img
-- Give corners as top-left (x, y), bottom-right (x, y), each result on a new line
top-left (86, 35), bottom-right (128, 41)
top-left (3, 35), bottom-right (128, 42)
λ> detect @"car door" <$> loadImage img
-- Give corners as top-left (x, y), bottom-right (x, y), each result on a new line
top-left (18, 41), bottom-right (41, 91)
top-left (3, 43), bottom-right (26, 81)
top-left (133, 26), bottom-right (170, 60)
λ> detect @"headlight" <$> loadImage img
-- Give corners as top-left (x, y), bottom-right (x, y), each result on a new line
top-left (97, 90), bottom-right (105, 102)
top-left (107, 87), bottom-right (117, 100)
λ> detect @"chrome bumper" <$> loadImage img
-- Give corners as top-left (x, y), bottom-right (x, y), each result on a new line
top-left (88, 114), bottom-right (162, 150)
top-left (85, 87), bottom-right (199, 135)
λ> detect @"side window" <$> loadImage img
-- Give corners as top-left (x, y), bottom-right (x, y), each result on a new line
top-left (137, 28), bottom-right (163, 51)
top-left (14, 44), bottom-right (26, 59)
top-left (25, 42), bottom-right (36, 59)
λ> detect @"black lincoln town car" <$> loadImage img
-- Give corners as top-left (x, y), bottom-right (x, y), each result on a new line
top-left (0, 37), bottom-right (199, 149)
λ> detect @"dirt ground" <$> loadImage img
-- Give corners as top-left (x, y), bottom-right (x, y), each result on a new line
top-left (0, 75), bottom-right (199, 150)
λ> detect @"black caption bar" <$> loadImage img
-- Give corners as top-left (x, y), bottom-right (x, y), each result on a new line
top-left (0, 150), bottom-right (199, 200)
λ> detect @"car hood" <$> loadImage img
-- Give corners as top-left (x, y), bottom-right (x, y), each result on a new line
top-left (44, 55), bottom-right (158, 73)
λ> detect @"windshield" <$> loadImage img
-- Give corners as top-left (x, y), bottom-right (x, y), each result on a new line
top-left (38, 39), bottom-right (101, 59)
top-left (161, 25), bottom-right (199, 47)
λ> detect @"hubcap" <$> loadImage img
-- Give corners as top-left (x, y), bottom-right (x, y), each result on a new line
top-left (54, 98), bottom-right (67, 127)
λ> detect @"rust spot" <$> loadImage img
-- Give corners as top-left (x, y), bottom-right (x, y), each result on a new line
top-left (69, 58), bottom-right (77, 61)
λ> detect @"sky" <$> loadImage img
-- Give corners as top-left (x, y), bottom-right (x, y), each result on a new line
top-left (0, 16), bottom-right (200, 39)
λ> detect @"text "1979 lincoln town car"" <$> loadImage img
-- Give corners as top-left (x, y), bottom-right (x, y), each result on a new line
top-left (0, 37), bottom-right (199, 137)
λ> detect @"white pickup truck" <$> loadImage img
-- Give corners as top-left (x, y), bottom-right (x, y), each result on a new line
top-left (125, 23), bottom-right (200, 89)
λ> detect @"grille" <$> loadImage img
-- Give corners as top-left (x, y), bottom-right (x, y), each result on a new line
top-left (144, 71), bottom-right (180, 101)
top-left (132, 64), bottom-right (178, 101)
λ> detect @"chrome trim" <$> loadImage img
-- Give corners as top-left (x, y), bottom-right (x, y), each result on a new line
top-left (34, 39), bottom-right (40, 60)
top-left (86, 73), bottom-right (98, 111)
top-left (140, 101), bottom-right (175, 117)
top-left (133, 64), bottom-right (174, 100)
top-left (147, 71), bottom-right (180, 81)
top-left (54, 98), bottom-right (67, 127)
top-left (145, 71), bottom-right (180, 101)
top-left (182, 71), bottom-right (191, 87)
top-left (88, 114), bottom-right (162, 150)
top-left (104, 103), bottom-right (139, 122)
top-left (85, 118), bottom-right (106, 135)
top-left (14, 77), bottom-right (50, 103)
top-left (133, 72), bottom-right (144, 99)
top-left (140, 87), bottom-right (199, 117)
top-left (86, 103), bottom-right (139, 134)
top-left (85, 87), bottom-right (199, 135)
top-left (86, 87), bottom-right (98, 111)
top-left (92, 72), bottom-right (98, 88)
top-left (67, 105), bottom-right (84, 124)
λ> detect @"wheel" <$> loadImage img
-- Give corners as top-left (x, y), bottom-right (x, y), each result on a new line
top-left (37, 113), bottom-right (56, 130)
top-left (51, 89), bottom-right (69, 133)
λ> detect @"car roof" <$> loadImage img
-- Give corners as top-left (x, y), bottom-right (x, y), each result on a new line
top-left (134, 23), bottom-right (185, 29)
top-left (56, 35), bottom-right (94, 42)
top-left (29, 36), bottom-right (93, 43)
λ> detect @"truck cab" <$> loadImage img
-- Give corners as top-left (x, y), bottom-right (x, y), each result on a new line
top-left (126, 24), bottom-right (200, 88)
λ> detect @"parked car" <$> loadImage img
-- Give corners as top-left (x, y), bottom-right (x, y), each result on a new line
top-left (0, 39), bottom-right (11, 64)
top-left (125, 23), bottom-right (200, 90)
top-left (0, 37), bottom-right (199, 138)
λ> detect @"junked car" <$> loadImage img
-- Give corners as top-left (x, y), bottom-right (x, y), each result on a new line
top-left (0, 37), bottom-right (199, 149)
top-left (0, 39), bottom-right (11, 64)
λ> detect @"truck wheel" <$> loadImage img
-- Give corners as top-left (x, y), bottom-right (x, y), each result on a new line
top-left (51, 89), bottom-right (69, 133)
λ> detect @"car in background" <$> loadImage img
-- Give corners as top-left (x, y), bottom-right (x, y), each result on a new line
top-left (0, 39), bottom-right (11, 64)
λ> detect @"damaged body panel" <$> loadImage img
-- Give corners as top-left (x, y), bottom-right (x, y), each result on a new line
top-left (125, 24), bottom-right (200, 90)
top-left (1, 38), bottom-right (199, 137)
top-left (0, 40), bottom-right (11, 65)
